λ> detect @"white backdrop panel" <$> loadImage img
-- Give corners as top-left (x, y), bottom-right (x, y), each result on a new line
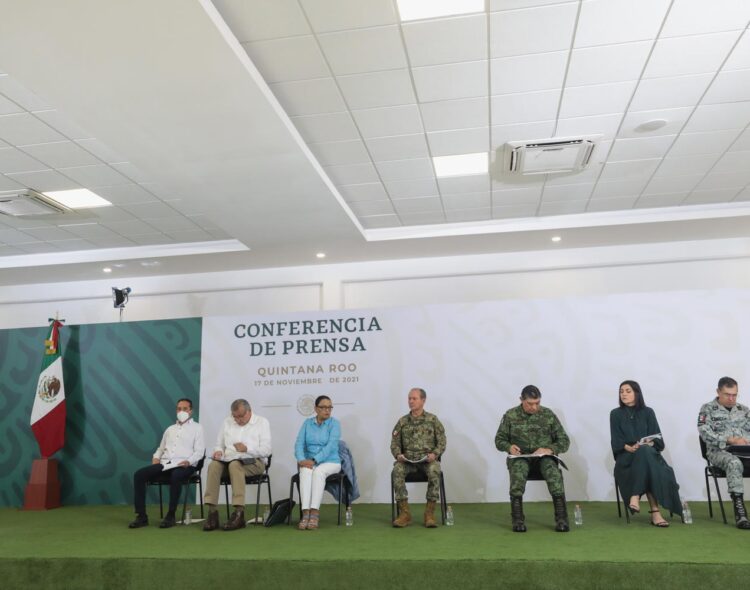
top-left (200, 288), bottom-right (750, 503)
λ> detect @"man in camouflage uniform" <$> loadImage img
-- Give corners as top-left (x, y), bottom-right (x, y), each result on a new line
top-left (495, 385), bottom-right (570, 532)
top-left (391, 388), bottom-right (447, 528)
top-left (698, 376), bottom-right (750, 529)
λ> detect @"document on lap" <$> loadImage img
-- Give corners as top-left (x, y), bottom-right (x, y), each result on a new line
top-left (508, 454), bottom-right (568, 470)
top-left (404, 455), bottom-right (428, 463)
top-left (637, 433), bottom-right (662, 445)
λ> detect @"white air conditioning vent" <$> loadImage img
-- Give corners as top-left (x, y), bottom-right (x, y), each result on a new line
top-left (503, 135), bottom-right (601, 175)
top-left (0, 189), bottom-right (70, 217)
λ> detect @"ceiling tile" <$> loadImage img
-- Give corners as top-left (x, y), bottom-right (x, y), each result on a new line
top-left (121, 201), bottom-right (178, 218)
top-left (490, 0), bottom-right (577, 9)
top-left (492, 176), bottom-right (547, 189)
top-left (309, 139), bottom-right (371, 166)
top-left (162, 229), bottom-right (213, 242)
top-left (318, 26), bottom-right (407, 75)
top-left (351, 104), bottom-right (423, 139)
top-left (337, 69), bottom-right (416, 110)
top-left (109, 162), bottom-right (152, 184)
top-left (644, 31), bottom-right (740, 79)
top-left (559, 81), bottom-right (636, 119)
top-left (147, 216), bottom-right (200, 232)
top-left (421, 97), bottom-right (489, 132)
top-left (375, 158), bottom-right (434, 182)
top-left (730, 128), bottom-right (750, 151)
top-left (636, 193), bottom-right (689, 207)
top-left (567, 41), bottom-right (651, 87)
top-left (437, 175), bottom-right (490, 194)
top-left (586, 196), bottom-right (638, 211)
top-left (544, 163), bottom-right (604, 185)
top-left (491, 51), bottom-right (567, 95)
top-left (0, 113), bottom-right (65, 146)
top-left (669, 129), bottom-right (741, 156)
top-left (128, 233), bottom-right (172, 245)
top-left (445, 207), bottom-right (492, 222)
top-left (359, 214), bottom-right (401, 229)
top-left (403, 14), bottom-right (487, 67)
top-left (291, 112), bottom-right (359, 143)
top-left (58, 164), bottom-right (130, 187)
top-left (696, 172), bottom-right (750, 191)
top-left (491, 89), bottom-right (560, 125)
top-left (348, 200), bottom-right (395, 216)
top-left (324, 162), bottom-right (379, 184)
top-left (660, 0), bottom-right (750, 38)
top-left (492, 185), bottom-right (543, 205)
top-left (702, 69), bottom-right (750, 104)
top-left (383, 177), bottom-right (439, 198)
top-left (711, 150), bottom-right (750, 175)
top-left (0, 228), bottom-right (41, 244)
top-left (539, 200), bottom-right (587, 215)
top-left (33, 110), bottom-right (92, 141)
top-left (73, 138), bottom-right (125, 163)
top-left (618, 106), bottom-right (694, 138)
top-left (17, 226), bottom-right (76, 241)
top-left (575, 0), bottom-right (670, 48)
top-left (243, 36), bottom-right (329, 83)
top-left (100, 219), bottom-right (158, 235)
top-left (398, 210), bottom-right (446, 225)
top-left (427, 127), bottom-right (489, 157)
top-left (413, 60), bottom-right (488, 102)
top-left (13, 242), bottom-right (59, 254)
top-left (492, 202), bottom-right (539, 218)
top-left (599, 159), bottom-right (661, 182)
top-left (734, 186), bottom-right (750, 201)
top-left (630, 73), bottom-right (713, 111)
top-left (300, 0), bottom-right (397, 33)
top-left (724, 30), bottom-right (750, 71)
top-left (4, 169), bottom-right (79, 192)
top-left (56, 223), bottom-right (122, 240)
top-left (555, 113), bottom-right (623, 140)
top-left (269, 78), bottom-right (346, 116)
top-left (339, 182), bottom-right (388, 202)
top-left (542, 183), bottom-right (595, 202)
top-left (590, 178), bottom-right (649, 198)
top-left (366, 134), bottom-right (430, 161)
top-left (0, 76), bottom-right (51, 111)
top-left (0, 93), bottom-right (24, 116)
top-left (653, 154), bottom-right (721, 177)
top-left (490, 3), bottom-right (578, 58)
top-left (0, 173), bottom-right (25, 191)
top-left (20, 141), bottom-right (100, 168)
top-left (93, 183), bottom-right (159, 205)
top-left (213, 0), bottom-right (310, 42)
top-left (442, 191), bottom-right (490, 210)
top-left (0, 147), bottom-right (47, 174)
top-left (684, 187), bottom-right (740, 204)
top-left (609, 135), bottom-right (675, 162)
top-left (642, 174), bottom-right (704, 194)
top-left (683, 101), bottom-right (750, 133)
top-left (86, 206), bottom-right (136, 223)
top-left (491, 121), bottom-right (555, 147)
top-left (393, 196), bottom-right (443, 214)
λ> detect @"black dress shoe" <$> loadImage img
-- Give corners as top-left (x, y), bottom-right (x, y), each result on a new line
top-left (159, 515), bottom-right (177, 528)
top-left (128, 515), bottom-right (149, 528)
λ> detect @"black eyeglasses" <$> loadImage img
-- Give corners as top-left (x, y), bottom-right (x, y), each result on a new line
top-left (317, 405), bottom-right (333, 410)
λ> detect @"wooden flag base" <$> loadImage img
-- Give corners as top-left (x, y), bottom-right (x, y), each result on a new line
top-left (23, 458), bottom-right (61, 510)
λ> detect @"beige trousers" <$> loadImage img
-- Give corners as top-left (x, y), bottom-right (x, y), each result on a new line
top-left (204, 459), bottom-right (265, 507)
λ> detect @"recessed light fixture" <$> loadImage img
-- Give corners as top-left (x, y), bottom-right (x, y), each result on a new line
top-left (551, 236), bottom-right (562, 242)
top-left (103, 267), bottom-right (112, 273)
top-left (44, 189), bottom-right (112, 209)
top-left (433, 152), bottom-right (488, 178)
top-left (140, 260), bottom-right (161, 267)
top-left (397, 0), bottom-right (484, 21)
top-left (316, 252), bottom-right (326, 259)
top-left (634, 119), bottom-right (668, 133)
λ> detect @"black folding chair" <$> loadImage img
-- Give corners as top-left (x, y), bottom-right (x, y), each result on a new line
top-left (288, 470), bottom-right (350, 526)
top-left (220, 455), bottom-right (273, 525)
top-left (390, 458), bottom-right (448, 525)
top-left (146, 455), bottom-right (205, 523)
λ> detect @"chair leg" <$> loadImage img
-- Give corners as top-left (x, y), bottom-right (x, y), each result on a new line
top-left (254, 480), bottom-right (262, 525)
top-left (615, 480), bottom-right (622, 518)
top-left (337, 475), bottom-right (343, 526)
top-left (439, 473), bottom-right (447, 525)
top-left (199, 479), bottom-right (204, 518)
top-left (266, 478), bottom-right (273, 509)
top-left (705, 469), bottom-right (713, 518)
top-left (158, 485), bottom-right (164, 519)
top-left (391, 479), bottom-right (396, 522)
top-left (224, 482), bottom-right (230, 520)
top-left (181, 481), bottom-right (189, 524)
top-left (713, 474), bottom-right (728, 525)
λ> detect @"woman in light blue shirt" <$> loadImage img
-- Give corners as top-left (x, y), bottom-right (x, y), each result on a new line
top-left (294, 395), bottom-right (341, 530)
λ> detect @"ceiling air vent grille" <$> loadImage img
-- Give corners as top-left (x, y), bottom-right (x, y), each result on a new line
top-left (0, 189), bottom-right (69, 217)
top-left (504, 136), bottom-right (601, 175)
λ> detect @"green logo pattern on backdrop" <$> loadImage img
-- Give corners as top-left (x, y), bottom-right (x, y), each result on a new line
top-left (0, 318), bottom-right (202, 507)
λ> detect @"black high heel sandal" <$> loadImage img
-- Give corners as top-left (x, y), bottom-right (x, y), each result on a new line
top-left (649, 509), bottom-right (669, 527)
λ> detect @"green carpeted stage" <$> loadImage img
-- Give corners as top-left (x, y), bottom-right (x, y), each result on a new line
top-left (2, 502), bottom-right (749, 589)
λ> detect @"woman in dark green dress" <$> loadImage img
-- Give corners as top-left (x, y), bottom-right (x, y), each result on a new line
top-left (610, 380), bottom-right (682, 526)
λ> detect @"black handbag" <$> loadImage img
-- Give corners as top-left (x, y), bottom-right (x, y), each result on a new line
top-left (264, 498), bottom-right (296, 527)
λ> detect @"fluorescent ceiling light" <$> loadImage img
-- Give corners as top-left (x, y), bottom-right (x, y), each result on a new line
top-left (44, 189), bottom-right (112, 209)
top-left (397, 0), bottom-right (484, 21)
top-left (433, 152), bottom-right (488, 178)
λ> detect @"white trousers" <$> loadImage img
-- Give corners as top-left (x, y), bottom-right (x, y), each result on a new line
top-left (299, 462), bottom-right (341, 510)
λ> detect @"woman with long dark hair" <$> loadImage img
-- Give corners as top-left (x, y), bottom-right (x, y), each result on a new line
top-left (610, 380), bottom-right (682, 526)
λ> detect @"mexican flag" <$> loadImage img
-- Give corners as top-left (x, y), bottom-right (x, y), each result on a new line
top-left (30, 319), bottom-right (66, 457)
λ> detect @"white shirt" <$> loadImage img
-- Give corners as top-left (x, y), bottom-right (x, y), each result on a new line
top-left (214, 413), bottom-right (272, 464)
top-left (153, 418), bottom-right (205, 467)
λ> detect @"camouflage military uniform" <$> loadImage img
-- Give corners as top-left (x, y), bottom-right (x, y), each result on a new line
top-left (391, 411), bottom-right (447, 501)
top-left (495, 405), bottom-right (570, 497)
top-left (698, 398), bottom-right (750, 494)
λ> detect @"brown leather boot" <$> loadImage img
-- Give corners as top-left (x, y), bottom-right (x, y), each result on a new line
top-left (424, 500), bottom-right (438, 528)
top-left (222, 508), bottom-right (246, 531)
top-left (392, 500), bottom-right (412, 527)
top-left (202, 509), bottom-right (219, 531)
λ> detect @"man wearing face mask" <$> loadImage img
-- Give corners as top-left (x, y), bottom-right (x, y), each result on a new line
top-left (129, 398), bottom-right (205, 529)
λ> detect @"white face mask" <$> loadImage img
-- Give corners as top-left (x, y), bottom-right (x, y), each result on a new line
top-left (177, 410), bottom-right (190, 423)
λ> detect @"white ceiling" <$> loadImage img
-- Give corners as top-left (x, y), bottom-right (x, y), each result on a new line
top-left (0, 0), bottom-right (749, 286)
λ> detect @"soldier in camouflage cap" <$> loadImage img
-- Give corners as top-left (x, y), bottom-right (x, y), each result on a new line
top-left (698, 376), bottom-right (750, 529)
top-left (390, 388), bottom-right (447, 528)
top-left (495, 385), bottom-right (571, 532)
